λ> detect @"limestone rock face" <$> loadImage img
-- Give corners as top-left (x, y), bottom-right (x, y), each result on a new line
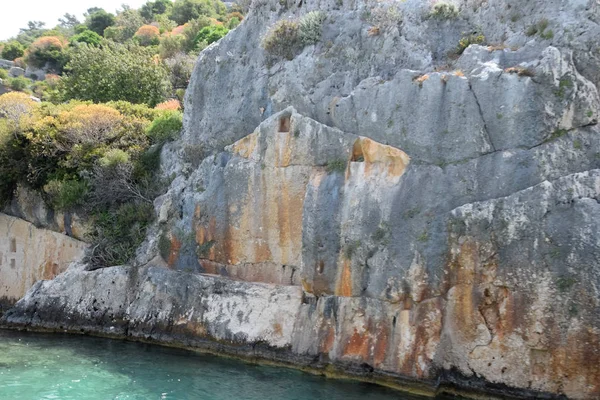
top-left (4, 0), bottom-right (600, 399)
top-left (0, 213), bottom-right (86, 313)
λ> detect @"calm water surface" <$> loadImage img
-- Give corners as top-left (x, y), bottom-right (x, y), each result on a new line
top-left (0, 329), bottom-right (431, 400)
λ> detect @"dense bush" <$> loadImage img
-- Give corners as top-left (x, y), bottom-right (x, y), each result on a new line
top-left (8, 76), bottom-right (31, 91)
top-left (141, 0), bottom-right (173, 21)
top-left (62, 42), bottom-right (170, 106)
top-left (0, 69), bottom-right (7, 79)
top-left (169, 0), bottom-right (226, 25)
top-left (298, 11), bottom-right (325, 45)
top-left (85, 8), bottom-right (116, 36)
top-left (1, 41), bottom-right (25, 60)
top-left (43, 179), bottom-right (88, 210)
top-left (262, 20), bottom-right (301, 60)
top-left (25, 36), bottom-right (68, 71)
top-left (194, 24), bottom-right (229, 45)
top-left (456, 31), bottom-right (486, 54)
top-left (146, 110), bottom-right (183, 143)
top-left (70, 30), bottom-right (103, 46)
top-left (430, 2), bottom-right (459, 19)
top-left (134, 25), bottom-right (161, 45)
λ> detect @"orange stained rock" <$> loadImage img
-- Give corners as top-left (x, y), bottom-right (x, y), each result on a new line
top-left (230, 132), bottom-right (258, 159)
top-left (351, 137), bottom-right (410, 179)
top-left (336, 259), bottom-right (353, 297)
top-left (344, 328), bottom-right (370, 360)
top-left (167, 235), bottom-right (182, 267)
top-left (320, 325), bottom-right (336, 354)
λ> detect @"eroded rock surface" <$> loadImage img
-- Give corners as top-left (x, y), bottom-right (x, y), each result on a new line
top-left (3, 0), bottom-right (600, 399)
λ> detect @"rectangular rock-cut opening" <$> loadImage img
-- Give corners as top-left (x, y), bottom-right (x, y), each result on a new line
top-left (9, 238), bottom-right (16, 253)
top-left (10, 259), bottom-right (15, 268)
top-left (279, 116), bottom-right (290, 133)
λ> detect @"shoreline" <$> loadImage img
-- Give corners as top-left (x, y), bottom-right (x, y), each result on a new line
top-left (0, 324), bottom-right (564, 400)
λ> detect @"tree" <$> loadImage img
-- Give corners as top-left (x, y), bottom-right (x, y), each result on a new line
top-left (1, 41), bottom-right (25, 61)
top-left (86, 9), bottom-right (116, 36)
top-left (194, 24), bottom-right (228, 46)
top-left (169, 0), bottom-right (226, 25)
top-left (70, 30), bottom-right (103, 46)
top-left (106, 8), bottom-right (145, 42)
top-left (134, 25), bottom-right (161, 46)
top-left (140, 0), bottom-right (173, 21)
top-left (25, 36), bottom-right (68, 72)
top-left (59, 13), bottom-right (81, 29)
top-left (62, 42), bottom-right (171, 106)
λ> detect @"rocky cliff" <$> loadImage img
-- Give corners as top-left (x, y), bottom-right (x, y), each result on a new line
top-left (3, 0), bottom-right (600, 399)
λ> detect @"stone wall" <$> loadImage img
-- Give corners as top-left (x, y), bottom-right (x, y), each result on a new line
top-left (0, 213), bottom-right (86, 313)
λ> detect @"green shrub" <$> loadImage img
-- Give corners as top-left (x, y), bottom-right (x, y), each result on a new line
top-left (85, 9), bottom-right (116, 36)
top-left (227, 17), bottom-right (241, 29)
top-left (146, 110), bottom-right (183, 143)
top-left (456, 32), bottom-right (485, 54)
top-left (169, 0), bottom-right (227, 25)
top-left (62, 42), bottom-right (171, 106)
top-left (86, 202), bottom-right (155, 268)
top-left (430, 2), bottom-right (459, 19)
top-left (99, 148), bottom-right (130, 168)
top-left (1, 41), bottom-right (25, 60)
top-left (298, 11), bottom-right (326, 45)
top-left (8, 76), bottom-right (30, 91)
top-left (262, 20), bottom-right (301, 60)
top-left (194, 24), bottom-right (229, 45)
top-left (0, 69), bottom-right (8, 80)
top-left (70, 30), bottom-right (103, 46)
top-left (43, 179), bottom-right (88, 210)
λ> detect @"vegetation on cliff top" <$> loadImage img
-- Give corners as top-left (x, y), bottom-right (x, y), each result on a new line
top-left (0, 0), bottom-right (245, 268)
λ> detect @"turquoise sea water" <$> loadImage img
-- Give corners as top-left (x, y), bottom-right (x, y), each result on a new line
top-left (0, 329), bottom-right (431, 400)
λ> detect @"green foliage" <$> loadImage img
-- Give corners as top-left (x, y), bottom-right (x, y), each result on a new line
top-left (86, 9), bottom-right (116, 36)
top-left (298, 11), bottom-right (326, 45)
top-left (194, 25), bottom-right (229, 45)
top-left (430, 2), bottom-right (459, 19)
top-left (2, 41), bottom-right (25, 60)
top-left (62, 42), bottom-right (170, 106)
top-left (43, 179), bottom-right (88, 210)
top-left (262, 20), bottom-right (301, 60)
top-left (146, 110), bottom-right (183, 143)
top-left (169, 0), bottom-right (226, 25)
top-left (25, 37), bottom-right (69, 71)
top-left (141, 0), bottom-right (174, 21)
top-left (70, 30), bottom-right (103, 46)
top-left (456, 31), bottom-right (485, 54)
top-left (99, 148), bottom-right (130, 167)
top-left (86, 202), bottom-right (155, 268)
top-left (0, 69), bottom-right (7, 80)
top-left (8, 76), bottom-right (30, 91)
top-left (263, 13), bottom-right (326, 60)
top-left (526, 19), bottom-right (553, 40)
top-left (159, 34), bottom-right (186, 58)
top-left (326, 158), bottom-right (347, 173)
top-left (227, 17), bottom-right (241, 29)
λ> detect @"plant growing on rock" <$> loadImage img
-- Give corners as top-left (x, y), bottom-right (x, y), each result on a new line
top-left (298, 11), bottom-right (326, 45)
top-left (430, 1), bottom-right (459, 19)
top-left (367, 4), bottom-right (402, 34)
top-left (1, 41), bottom-right (25, 61)
top-left (456, 31), bottom-right (485, 55)
top-left (262, 19), bottom-right (301, 60)
top-left (25, 36), bottom-right (69, 72)
top-left (263, 12), bottom-right (326, 60)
